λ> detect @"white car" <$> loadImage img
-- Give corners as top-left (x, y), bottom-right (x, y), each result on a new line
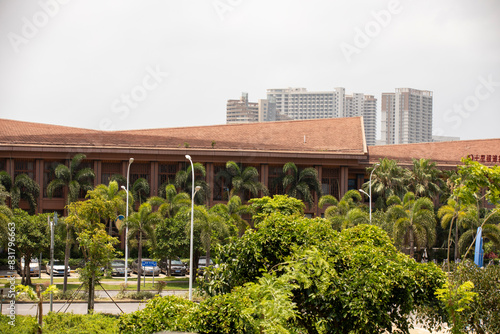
top-left (46, 260), bottom-right (71, 276)
top-left (19, 257), bottom-right (40, 277)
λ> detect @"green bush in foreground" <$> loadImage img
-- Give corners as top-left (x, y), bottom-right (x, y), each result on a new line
top-left (0, 313), bottom-right (119, 334)
top-left (43, 313), bottom-right (119, 334)
top-left (118, 295), bottom-right (196, 334)
top-left (0, 314), bottom-right (37, 334)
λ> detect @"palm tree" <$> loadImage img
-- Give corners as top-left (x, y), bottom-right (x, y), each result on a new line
top-left (0, 172), bottom-right (40, 215)
top-left (457, 207), bottom-right (500, 259)
top-left (319, 191), bottom-right (369, 230)
top-left (386, 192), bottom-right (436, 258)
top-left (197, 205), bottom-right (230, 268)
top-left (175, 162), bottom-right (209, 205)
top-left (131, 177), bottom-right (150, 207)
top-left (362, 158), bottom-right (407, 209)
top-left (46, 153), bottom-right (95, 292)
top-left (406, 158), bottom-right (443, 200)
top-left (148, 184), bottom-right (190, 219)
top-left (210, 195), bottom-right (250, 235)
top-left (124, 202), bottom-right (161, 292)
top-left (281, 162), bottom-right (322, 207)
top-left (437, 198), bottom-right (468, 268)
top-left (93, 181), bottom-right (127, 235)
top-left (46, 153), bottom-right (95, 205)
top-left (216, 161), bottom-right (268, 200)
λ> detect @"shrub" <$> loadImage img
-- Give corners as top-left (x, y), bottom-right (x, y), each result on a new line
top-left (118, 295), bottom-right (195, 334)
top-left (191, 287), bottom-right (254, 333)
top-left (53, 290), bottom-right (88, 300)
top-left (117, 291), bottom-right (155, 300)
top-left (43, 313), bottom-right (119, 334)
top-left (0, 315), bottom-right (38, 334)
top-left (447, 260), bottom-right (500, 332)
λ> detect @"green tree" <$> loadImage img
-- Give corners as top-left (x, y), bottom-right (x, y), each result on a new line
top-left (175, 162), bottom-right (209, 205)
top-left (153, 217), bottom-right (189, 276)
top-left (438, 198), bottom-right (468, 267)
top-left (148, 184), bottom-right (190, 219)
top-left (93, 181), bottom-right (127, 236)
top-left (453, 158), bottom-right (500, 258)
top-left (12, 209), bottom-right (49, 286)
top-left (457, 207), bottom-right (500, 258)
top-left (386, 192), bottom-right (437, 258)
top-left (46, 154), bottom-right (95, 292)
top-left (131, 177), bottom-right (150, 207)
top-left (124, 202), bottom-right (161, 292)
top-left (215, 161), bottom-right (268, 200)
top-left (211, 195), bottom-right (250, 235)
top-left (0, 171), bottom-right (40, 215)
top-left (46, 153), bottom-right (95, 205)
top-left (281, 162), bottom-right (322, 207)
top-left (407, 158), bottom-right (443, 200)
top-left (66, 193), bottom-right (119, 313)
top-left (318, 190), bottom-right (369, 231)
top-left (362, 158), bottom-right (407, 209)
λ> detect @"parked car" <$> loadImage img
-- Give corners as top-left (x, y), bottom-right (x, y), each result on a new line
top-left (46, 260), bottom-right (70, 276)
top-left (197, 256), bottom-right (213, 276)
top-left (110, 259), bottom-right (129, 276)
top-left (160, 259), bottom-right (186, 276)
top-left (131, 258), bottom-right (161, 276)
top-left (19, 257), bottom-right (40, 277)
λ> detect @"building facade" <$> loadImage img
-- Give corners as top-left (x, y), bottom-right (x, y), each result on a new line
top-left (381, 88), bottom-right (433, 145)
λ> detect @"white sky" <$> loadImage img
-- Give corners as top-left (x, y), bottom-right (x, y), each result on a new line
top-left (1, 0), bottom-right (499, 141)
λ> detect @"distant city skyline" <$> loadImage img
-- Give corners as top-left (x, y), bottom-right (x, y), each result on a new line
top-left (0, 1), bottom-right (499, 141)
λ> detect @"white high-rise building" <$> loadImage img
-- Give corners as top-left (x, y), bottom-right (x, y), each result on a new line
top-left (266, 87), bottom-right (377, 146)
top-left (226, 92), bottom-right (259, 124)
top-left (381, 88), bottom-right (433, 145)
top-left (345, 94), bottom-right (377, 146)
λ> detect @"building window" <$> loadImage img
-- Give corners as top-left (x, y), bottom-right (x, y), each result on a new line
top-left (213, 164), bottom-right (229, 201)
top-left (0, 159), bottom-right (5, 171)
top-left (321, 168), bottom-right (340, 199)
top-left (158, 163), bottom-right (177, 193)
top-left (268, 166), bottom-right (284, 196)
top-left (14, 159), bottom-right (35, 179)
top-left (101, 162), bottom-right (121, 185)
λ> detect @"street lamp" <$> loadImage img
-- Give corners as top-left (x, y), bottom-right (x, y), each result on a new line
top-left (359, 163), bottom-right (379, 223)
top-left (122, 158), bottom-right (133, 283)
top-left (185, 154), bottom-right (201, 301)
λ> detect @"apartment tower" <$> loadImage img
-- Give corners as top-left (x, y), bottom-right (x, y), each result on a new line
top-left (226, 93), bottom-right (259, 124)
top-left (266, 87), bottom-right (377, 146)
top-left (381, 88), bottom-right (433, 145)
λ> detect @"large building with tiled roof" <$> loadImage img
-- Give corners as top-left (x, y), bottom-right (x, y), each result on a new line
top-left (1, 117), bottom-right (499, 219)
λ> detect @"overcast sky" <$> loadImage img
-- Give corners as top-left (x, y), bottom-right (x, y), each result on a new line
top-left (1, 0), bottom-right (499, 141)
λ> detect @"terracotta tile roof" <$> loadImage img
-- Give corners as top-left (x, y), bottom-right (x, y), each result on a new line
top-left (368, 139), bottom-right (500, 167)
top-left (0, 117), bottom-right (367, 155)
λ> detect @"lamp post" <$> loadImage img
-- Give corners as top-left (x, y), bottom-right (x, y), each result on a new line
top-left (185, 155), bottom-right (201, 301)
top-left (359, 163), bottom-right (379, 223)
top-left (122, 158), bottom-right (133, 284)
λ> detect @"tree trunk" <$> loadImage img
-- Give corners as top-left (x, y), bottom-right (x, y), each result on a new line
top-left (409, 227), bottom-right (415, 258)
top-left (137, 231), bottom-right (142, 293)
top-left (87, 272), bottom-right (95, 314)
top-left (36, 285), bottom-right (42, 334)
top-left (454, 217), bottom-right (459, 261)
top-left (63, 226), bottom-right (71, 293)
top-left (25, 258), bottom-right (32, 286)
